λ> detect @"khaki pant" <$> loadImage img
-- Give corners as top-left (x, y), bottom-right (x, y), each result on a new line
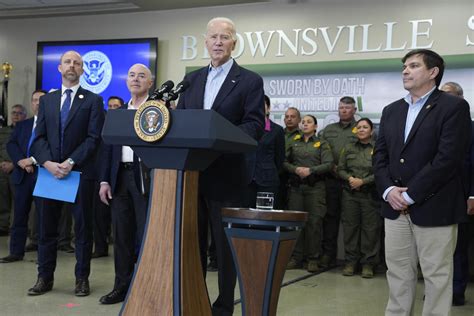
top-left (384, 215), bottom-right (457, 316)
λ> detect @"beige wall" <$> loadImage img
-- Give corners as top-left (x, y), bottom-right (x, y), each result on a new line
top-left (0, 0), bottom-right (472, 115)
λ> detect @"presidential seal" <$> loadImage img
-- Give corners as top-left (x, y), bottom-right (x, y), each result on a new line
top-left (80, 50), bottom-right (112, 94)
top-left (134, 100), bottom-right (171, 142)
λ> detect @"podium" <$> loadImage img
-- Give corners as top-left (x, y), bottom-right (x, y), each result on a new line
top-left (222, 208), bottom-right (308, 316)
top-left (102, 109), bottom-right (257, 316)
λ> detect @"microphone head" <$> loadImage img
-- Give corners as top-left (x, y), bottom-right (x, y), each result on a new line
top-left (168, 80), bottom-right (190, 101)
top-left (175, 80), bottom-right (190, 93)
top-left (161, 80), bottom-right (174, 92)
top-left (149, 80), bottom-right (174, 100)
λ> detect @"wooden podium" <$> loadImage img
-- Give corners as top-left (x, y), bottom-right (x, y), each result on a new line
top-left (102, 109), bottom-right (257, 316)
top-left (221, 208), bottom-right (308, 316)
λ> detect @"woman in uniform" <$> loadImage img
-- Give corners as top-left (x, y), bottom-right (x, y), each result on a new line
top-left (284, 115), bottom-right (333, 273)
top-left (338, 118), bottom-right (381, 278)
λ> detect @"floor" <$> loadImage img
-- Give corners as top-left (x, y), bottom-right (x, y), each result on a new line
top-left (0, 237), bottom-right (473, 316)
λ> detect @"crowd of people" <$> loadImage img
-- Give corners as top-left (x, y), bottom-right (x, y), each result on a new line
top-left (0, 15), bottom-right (472, 316)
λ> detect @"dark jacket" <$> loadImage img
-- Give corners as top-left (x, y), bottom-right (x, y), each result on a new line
top-left (373, 89), bottom-right (471, 226)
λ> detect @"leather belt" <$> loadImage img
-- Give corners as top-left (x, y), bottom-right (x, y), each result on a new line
top-left (120, 162), bottom-right (134, 170)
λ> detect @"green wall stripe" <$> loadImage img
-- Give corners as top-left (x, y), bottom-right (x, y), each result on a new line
top-left (185, 53), bottom-right (473, 76)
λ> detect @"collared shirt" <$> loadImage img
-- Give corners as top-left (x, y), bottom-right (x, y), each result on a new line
top-left (284, 128), bottom-right (301, 153)
top-left (60, 84), bottom-right (80, 110)
top-left (29, 116), bottom-right (38, 162)
top-left (383, 86), bottom-right (436, 205)
top-left (403, 86), bottom-right (436, 141)
top-left (203, 58), bottom-right (234, 110)
top-left (121, 97), bottom-right (148, 162)
top-left (319, 119), bottom-right (358, 166)
top-left (283, 133), bottom-right (333, 176)
top-left (338, 140), bottom-right (376, 185)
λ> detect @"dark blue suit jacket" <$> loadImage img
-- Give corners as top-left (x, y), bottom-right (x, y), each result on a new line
top-left (469, 121), bottom-right (474, 197)
top-left (31, 87), bottom-right (104, 180)
top-left (100, 106), bottom-right (150, 195)
top-left (374, 89), bottom-right (471, 226)
top-left (246, 120), bottom-right (285, 187)
top-left (6, 117), bottom-right (34, 185)
top-left (177, 60), bottom-right (265, 200)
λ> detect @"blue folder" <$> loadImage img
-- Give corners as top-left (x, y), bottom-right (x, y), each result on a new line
top-left (33, 167), bottom-right (80, 203)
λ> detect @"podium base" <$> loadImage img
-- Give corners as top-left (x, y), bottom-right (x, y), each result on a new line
top-left (121, 169), bottom-right (211, 316)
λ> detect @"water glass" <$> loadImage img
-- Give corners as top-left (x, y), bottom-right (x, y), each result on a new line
top-left (256, 192), bottom-right (274, 210)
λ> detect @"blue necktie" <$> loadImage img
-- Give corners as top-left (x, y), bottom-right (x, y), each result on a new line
top-left (26, 126), bottom-right (35, 157)
top-left (60, 89), bottom-right (72, 154)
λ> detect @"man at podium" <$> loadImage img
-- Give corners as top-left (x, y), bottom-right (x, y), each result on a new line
top-left (177, 16), bottom-right (265, 316)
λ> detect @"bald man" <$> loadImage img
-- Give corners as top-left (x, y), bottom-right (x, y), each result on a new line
top-left (29, 50), bottom-right (104, 296)
top-left (98, 63), bottom-right (152, 304)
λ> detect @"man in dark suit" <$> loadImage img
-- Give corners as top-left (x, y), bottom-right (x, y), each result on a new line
top-left (373, 49), bottom-right (471, 315)
top-left (0, 89), bottom-right (46, 263)
top-left (29, 50), bottom-right (105, 297)
top-left (0, 104), bottom-right (27, 236)
top-left (177, 17), bottom-right (264, 316)
top-left (440, 81), bottom-right (474, 306)
top-left (91, 96), bottom-right (125, 260)
top-left (98, 64), bottom-right (152, 304)
top-left (245, 94), bottom-right (285, 208)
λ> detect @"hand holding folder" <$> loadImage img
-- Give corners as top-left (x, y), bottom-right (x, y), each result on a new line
top-left (33, 167), bottom-right (81, 203)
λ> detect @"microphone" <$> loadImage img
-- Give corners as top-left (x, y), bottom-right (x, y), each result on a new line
top-left (149, 80), bottom-right (174, 100)
top-left (167, 80), bottom-right (190, 101)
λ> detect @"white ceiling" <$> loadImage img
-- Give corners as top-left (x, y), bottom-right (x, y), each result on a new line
top-left (0, 0), bottom-right (268, 19)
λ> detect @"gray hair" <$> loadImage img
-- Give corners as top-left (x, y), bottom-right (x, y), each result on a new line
top-left (441, 82), bottom-right (464, 97)
top-left (12, 104), bottom-right (27, 115)
top-left (207, 17), bottom-right (237, 40)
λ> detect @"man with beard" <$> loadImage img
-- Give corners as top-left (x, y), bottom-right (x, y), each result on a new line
top-left (28, 50), bottom-right (104, 297)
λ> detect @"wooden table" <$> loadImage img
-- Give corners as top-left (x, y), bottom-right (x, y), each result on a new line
top-left (221, 208), bottom-right (308, 316)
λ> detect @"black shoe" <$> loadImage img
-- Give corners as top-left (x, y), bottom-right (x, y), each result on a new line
top-left (75, 278), bottom-right (90, 296)
top-left (99, 289), bottom-right (127, 304)
top-left (0, 254), bottom-right (23, 263)
top-left (58, 245), bottom-right (75, 253)
top-left (91, 252), bottom-right (108, 259)
top-left (28, 278), bottom-right (53, 295)
top-left (25, 243), bottom-right (38, 252)
top-left (453, 293), bottom-right (465, 306)
top-left (207, 260), bottom-right (218, 272)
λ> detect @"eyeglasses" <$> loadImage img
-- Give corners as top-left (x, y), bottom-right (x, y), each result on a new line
top-left (11, 111), bottom-right (25, 115)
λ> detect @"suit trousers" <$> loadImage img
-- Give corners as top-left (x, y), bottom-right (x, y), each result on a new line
top-left (30, 203), bottom-right (73, 247)
top-left (384, 215), bottom-right (457, 316)
top-left (198, 195), bottom-right (239, 316)
top-left (10, 172), bottom-right (39, 256)
top-left (0, 174), bottom-right (13, 231)
top-left (453, 219), bottom-right (474, 296)
top-left (93, 180), bottom-right (111, 254)
top-left (37, 178), bottom-right (94, 280)
top-left (110, 168), bottom-right (147, 291)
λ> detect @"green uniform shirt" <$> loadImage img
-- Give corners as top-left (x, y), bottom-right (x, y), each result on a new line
top-left (284, 133), bottom-right (333, 175)
top-left (284, 128), bottom-right (301, 153)
top-left (0, 126), bottom-right (12, 162)
top-left (337, 140), bottom-right (375, 185)
top-left (319, 120), bottom-right (358, 166)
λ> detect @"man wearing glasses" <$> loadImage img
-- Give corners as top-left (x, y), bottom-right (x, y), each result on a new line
top-left (0, 104), bottom-right (27, 235)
